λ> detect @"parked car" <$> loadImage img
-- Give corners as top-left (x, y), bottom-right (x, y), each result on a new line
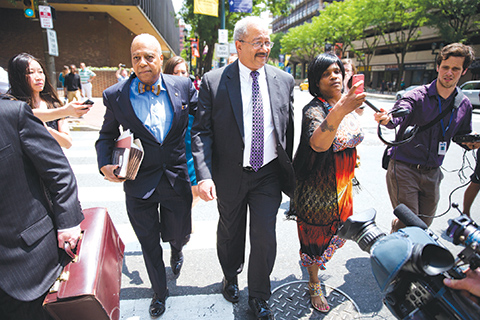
top-left (459, 80), bottom-right (480, 109)
top-left (395, 85), bottom-right (420, 100)
top-left (299, 79), bottom-right (309, 91)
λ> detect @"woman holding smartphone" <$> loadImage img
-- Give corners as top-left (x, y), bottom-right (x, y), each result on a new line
top-left (7, 53), bottom-right (89, 148)
top-left (287, 53), bottom-right (366, 313)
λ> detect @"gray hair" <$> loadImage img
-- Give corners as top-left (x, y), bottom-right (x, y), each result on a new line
top-left (233, 16), bottom-right (269, 41)
top-left (131, 33), bottom-right (162, 55)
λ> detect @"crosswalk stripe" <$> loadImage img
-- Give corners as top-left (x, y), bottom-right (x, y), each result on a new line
top-left (115, 220), bottom-right (217, 253)
top-left (70, 164), bottom-right (99, 174)
top-left (78, 186), bottom-right (124, 202)
top-left (120, 295), bottom-right (234, 320)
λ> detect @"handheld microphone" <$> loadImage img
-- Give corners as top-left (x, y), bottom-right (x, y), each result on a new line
top-left (364, 99), bottom-right (381, 113)
top-left (393, 204), bottom-right (429, 230)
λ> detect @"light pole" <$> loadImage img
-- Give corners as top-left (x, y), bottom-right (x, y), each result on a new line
top-left (184, 29), bottom-right (198, 76)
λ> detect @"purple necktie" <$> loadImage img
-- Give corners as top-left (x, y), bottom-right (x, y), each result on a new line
top-left (250, 71), bottom-right (264, 172)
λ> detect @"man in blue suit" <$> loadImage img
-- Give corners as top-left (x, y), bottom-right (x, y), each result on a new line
top-left (0, 94), bottom-right (84, 320)
top-left (95, 34), bottom-right (197, 318)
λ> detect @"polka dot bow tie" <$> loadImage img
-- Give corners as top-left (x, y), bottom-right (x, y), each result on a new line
top-left (138, 82), bottom-right (161, 95)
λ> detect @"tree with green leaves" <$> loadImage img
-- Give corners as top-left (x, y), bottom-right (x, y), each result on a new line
top-left (424, 0), bottom-right (480, 44)
top-left (179, 0), bottom-right (290, 75)
top-left (349, 0), bottom-right (384, 86)
top-left (373, 0), bottom-right (429, 88)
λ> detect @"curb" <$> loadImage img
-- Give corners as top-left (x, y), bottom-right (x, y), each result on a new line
top-left (68, 119), bottom-right (100, 131)
top-left (367, 93), bottom-right (396, 100)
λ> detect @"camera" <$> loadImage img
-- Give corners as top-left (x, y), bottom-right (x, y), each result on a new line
top-left (338, 204), bottom-right (480, 319)
top-left (120, 64), bottom-right (126, 68)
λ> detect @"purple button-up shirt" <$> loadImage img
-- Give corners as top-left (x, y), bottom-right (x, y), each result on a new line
top-left (386, 80), bottom-right (472, 167)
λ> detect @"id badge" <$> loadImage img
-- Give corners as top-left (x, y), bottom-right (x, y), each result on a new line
top-left (438, 141), bottom-right (447, 155)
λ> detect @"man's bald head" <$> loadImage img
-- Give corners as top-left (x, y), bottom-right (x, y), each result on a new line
top-left (130, 33), bottom-right (164, 85)
top-left (131, 34), bottom-right (162, 56)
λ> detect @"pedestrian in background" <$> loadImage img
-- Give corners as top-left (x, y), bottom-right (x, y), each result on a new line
top-left (374, 43), bottom-right (480, 232)
top-left (380, 79), bottom-right (386, 94)
top-left (95, 34), bottom-right (197, 318)
top-left (79, 62), bottom-right (96, 99)
top-left (64, 64), bottom-right (82, 102)
top-left (7, 53), bottom-right (91, 148)
top-left (287, 53), bottom-right (366, 313)
top-left (58, 65), bottom-right (70, 103)
top-left (0, 94), bottom-right (84, 320)
top-left (193, 74), bottom-right (201, 91)
top-left (463, 149), bottom-right (480, 217)
top-left (116, 63), bottom-right (129, 82)
top-left (192, 16), bottom-right (295, 320)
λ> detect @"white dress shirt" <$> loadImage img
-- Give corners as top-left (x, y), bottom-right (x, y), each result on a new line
top-left (238, 61), bottom-right (277, 168)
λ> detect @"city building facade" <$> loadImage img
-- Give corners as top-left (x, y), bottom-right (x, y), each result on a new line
top-left (272, 0), bottom-right (480, 90)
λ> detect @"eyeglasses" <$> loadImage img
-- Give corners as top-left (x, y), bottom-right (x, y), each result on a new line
top-left (239, 40), bottom-right (274, 49)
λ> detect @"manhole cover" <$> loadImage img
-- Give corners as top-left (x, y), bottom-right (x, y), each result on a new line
top-left (270, 280), bottom-right (360, 319)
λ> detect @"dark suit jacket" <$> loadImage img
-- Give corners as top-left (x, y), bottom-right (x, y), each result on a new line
top-left (0, 97), bottom-right (84, 301)
top-left (192, 61), bottom-right (295, 199)
top-left (95, 73), bottom-right (198, 199)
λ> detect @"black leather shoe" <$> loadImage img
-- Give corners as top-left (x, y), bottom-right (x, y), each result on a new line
top-left (149, 292), bottom-right (167, 318)
top-left (221, 277), bottom-right (239, 303)
top-left (249, 297), bottom-right (274, 320)
top-left (170, 247), bottom-right (184, 276)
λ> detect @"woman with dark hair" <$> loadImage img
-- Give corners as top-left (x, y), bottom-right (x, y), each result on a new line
top-left (287, 53), bottom-right (366, 313)
top-left (163, 56), bottom-right (189, 77)
top-left (163, 56), bottom-right (199, 207)
top-left (163, 55), bottom-right (197, 274)
top-left (7, 53), bottom-right (89, 148)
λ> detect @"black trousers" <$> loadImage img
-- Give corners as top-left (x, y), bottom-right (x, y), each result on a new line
top-left (216, 160), bottom-right (282, 301)
top-left (126, 174), bottom-right (192, 299)
top-left (0, 288), bottom-right (52, 320)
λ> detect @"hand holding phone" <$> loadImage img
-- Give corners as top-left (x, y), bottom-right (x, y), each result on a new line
top-left (81, 99), bottom-right (94, 110)
top-left (352, 74), bottom-right (364, 94)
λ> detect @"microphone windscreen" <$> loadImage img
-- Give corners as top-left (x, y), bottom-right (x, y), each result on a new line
top-left (393, 204), bottom-right (428, 230)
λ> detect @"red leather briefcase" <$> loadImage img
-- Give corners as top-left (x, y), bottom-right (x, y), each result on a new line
top-left (43, 207), bottom-right (125, 320)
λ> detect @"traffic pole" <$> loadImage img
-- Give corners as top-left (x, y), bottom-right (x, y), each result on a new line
top-left (39, 0), bottom-right (56, 88)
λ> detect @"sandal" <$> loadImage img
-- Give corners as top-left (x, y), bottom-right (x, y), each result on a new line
top-left (308, 282), bottom-right (330, 313)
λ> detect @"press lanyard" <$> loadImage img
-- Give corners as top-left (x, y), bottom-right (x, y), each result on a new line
top-left (437, 95), bottom-right (454, 139)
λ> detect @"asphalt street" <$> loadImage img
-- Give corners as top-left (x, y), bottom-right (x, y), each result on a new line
top-left (64, 89), bottom-right (480, 319)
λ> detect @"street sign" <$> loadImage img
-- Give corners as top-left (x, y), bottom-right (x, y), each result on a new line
top-left (39, 5), bottom-right (53, 29)
top-left (215, 43), bottom-right (229, 59)
top-left (47, 29), bottom-right (59, 56)
top-left (218, 29), bottom-right (228, 44)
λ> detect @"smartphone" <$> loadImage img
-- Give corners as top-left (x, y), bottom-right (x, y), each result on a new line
top-left (352, 74), bottom-right (364, 94)
top-left (83, 99), bottom-right (94, 105)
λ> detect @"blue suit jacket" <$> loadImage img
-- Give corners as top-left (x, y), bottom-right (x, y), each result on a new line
top-left (0, 97), bottom-right (84, 301)
top-left (95, 73), bottom-right (198, 199)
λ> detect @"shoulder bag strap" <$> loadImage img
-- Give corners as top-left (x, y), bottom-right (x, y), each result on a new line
top-left (418, 90), bottom-right (465, 133)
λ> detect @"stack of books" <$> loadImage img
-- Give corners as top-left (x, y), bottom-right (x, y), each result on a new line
top-left (112, 129), bottom-right (144, 180)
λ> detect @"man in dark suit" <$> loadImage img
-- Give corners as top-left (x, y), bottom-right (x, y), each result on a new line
top-left (95, 34), bottom-right (197, 318)
top-left (0, 95), bottom-right (84, 320)
top-left (191, 16), bottom-right (295, 320)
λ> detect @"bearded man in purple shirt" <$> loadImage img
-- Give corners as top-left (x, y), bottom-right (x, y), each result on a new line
top-left (375, 43), bottom-right (480, 232)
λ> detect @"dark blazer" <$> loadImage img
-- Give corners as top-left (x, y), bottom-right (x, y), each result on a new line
top-left (192, 61), bottom-right (295, 199)
top-left (0, 97), bottom-right (84, 301)
top-left (95, 73), bottom-right (198, 199)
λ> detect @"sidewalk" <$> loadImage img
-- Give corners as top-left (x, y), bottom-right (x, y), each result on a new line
top-left (67, 97), bottom-right (105, 131)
